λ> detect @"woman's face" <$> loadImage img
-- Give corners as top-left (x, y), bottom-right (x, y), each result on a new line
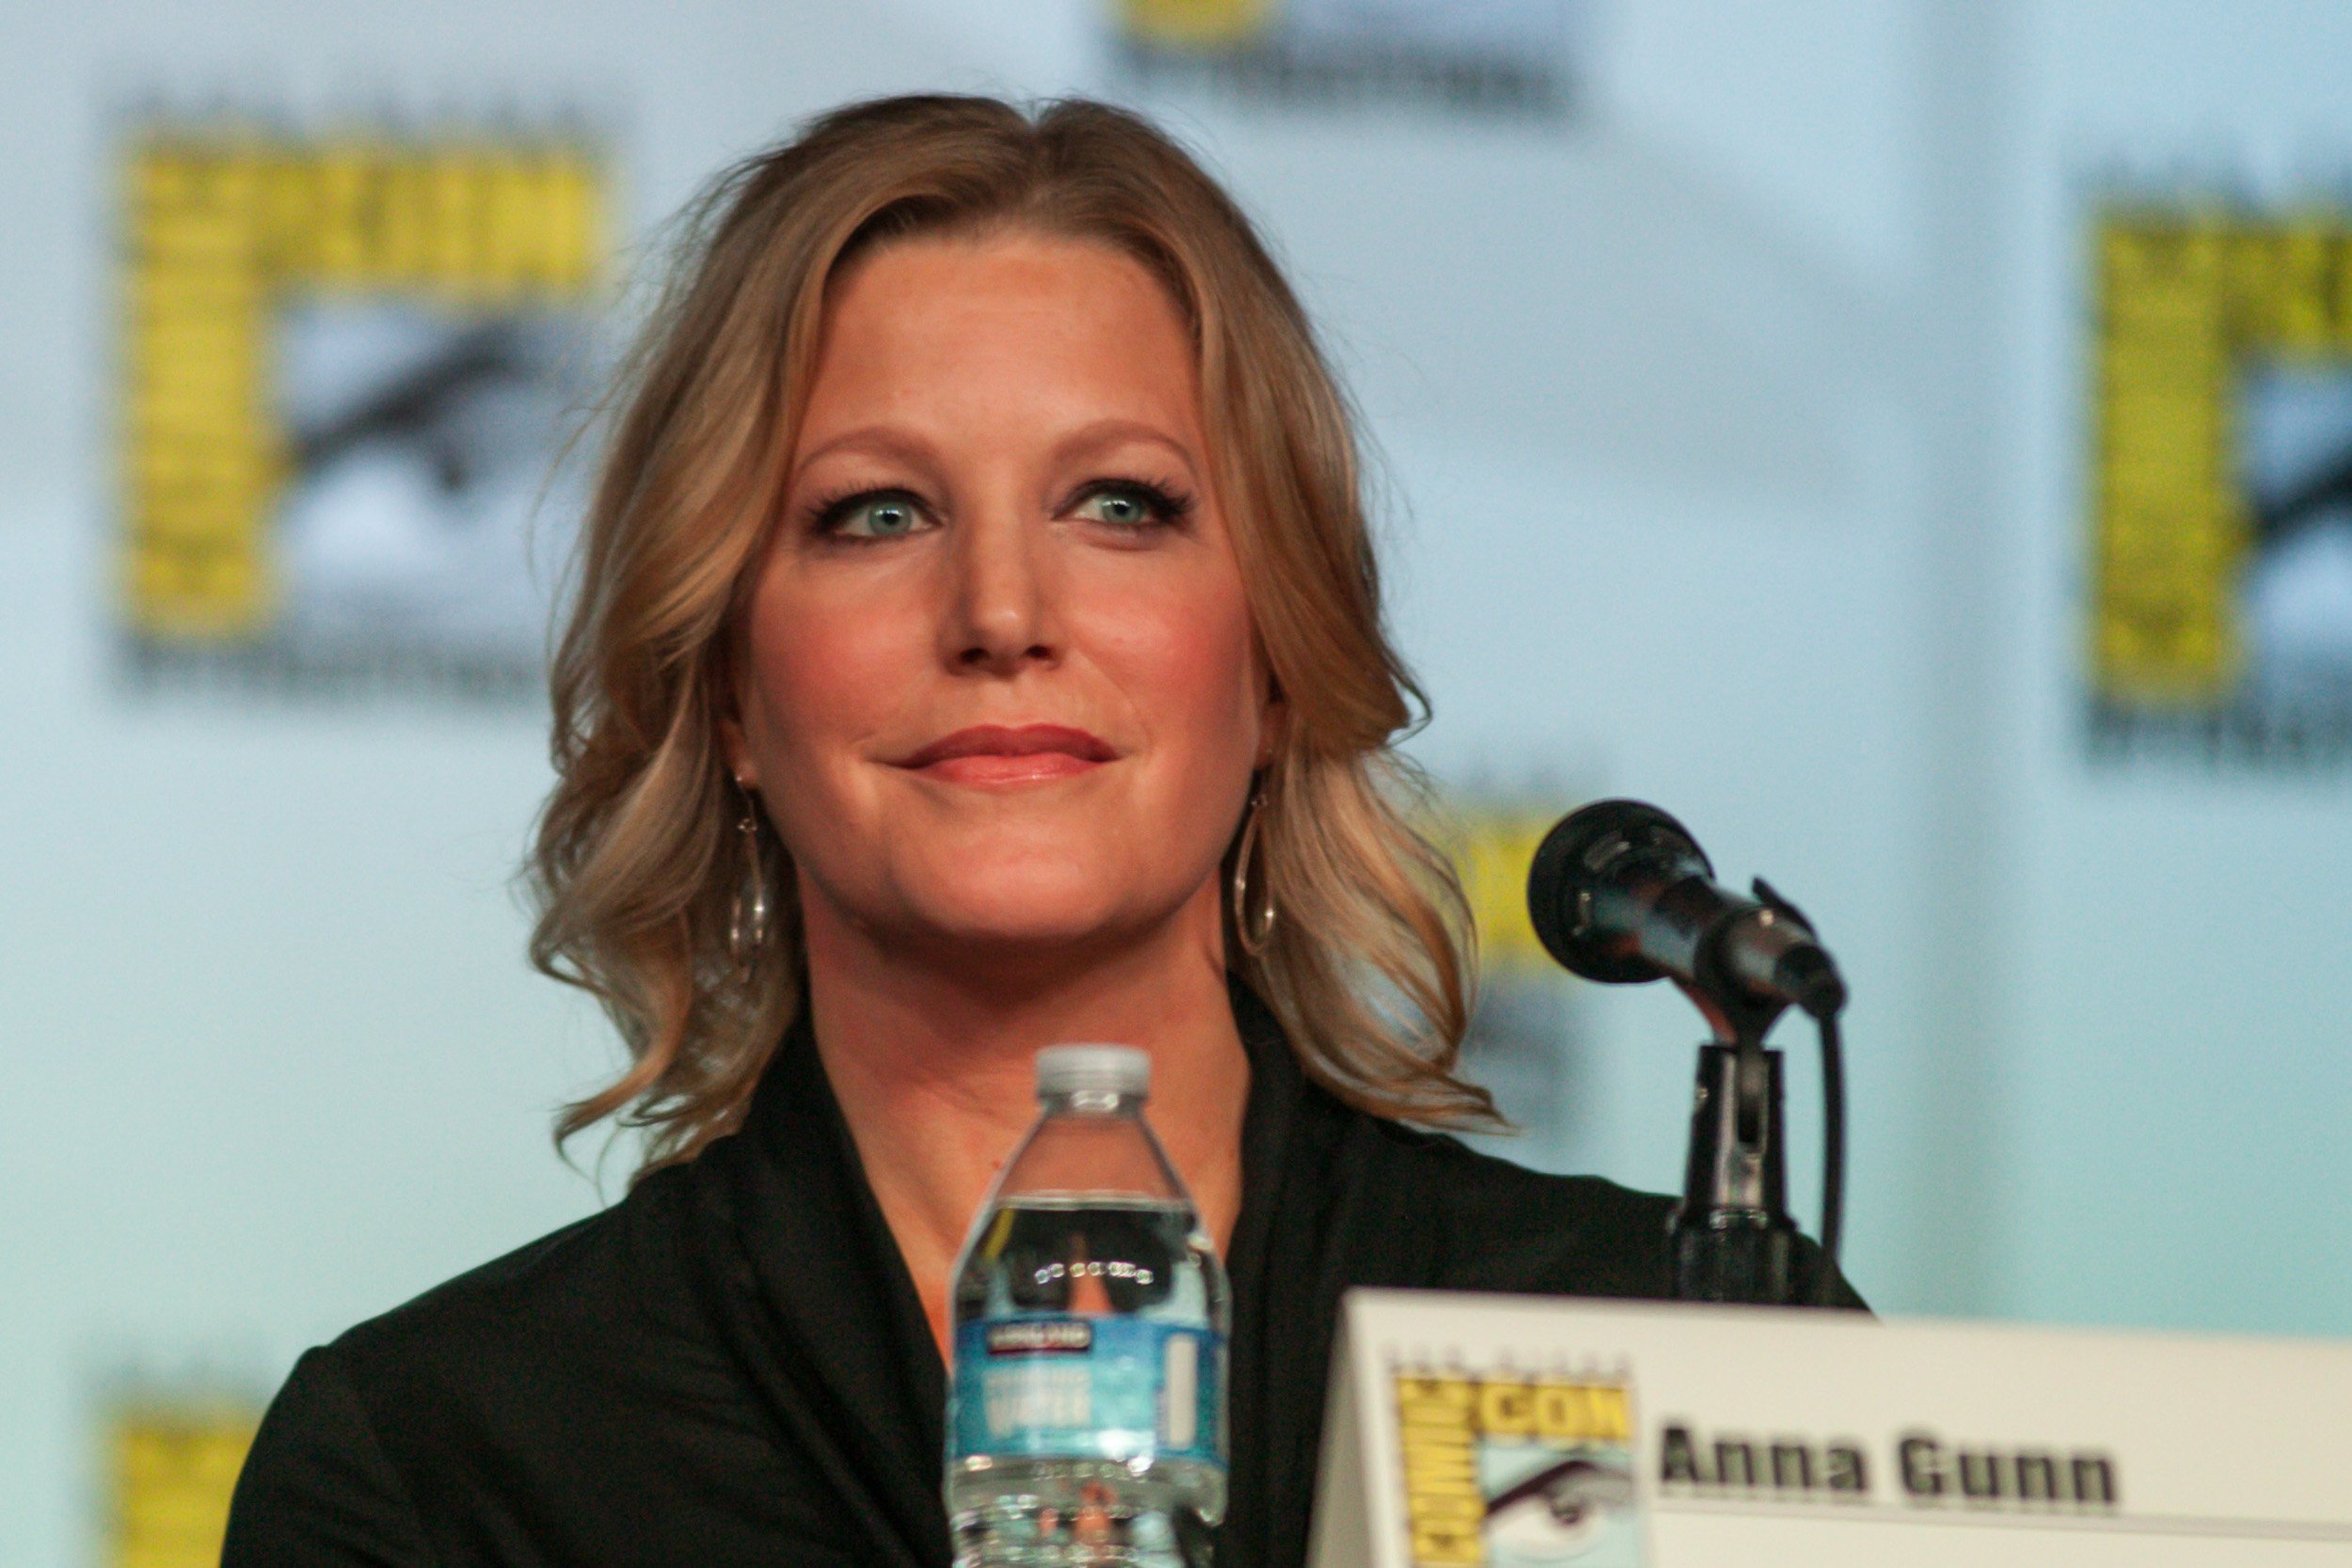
top-left (726, 229), bottom-right (1277, 970)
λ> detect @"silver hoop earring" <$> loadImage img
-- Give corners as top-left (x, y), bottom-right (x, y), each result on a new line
top-left (727, 789), bottom-right (771, 981)
top-left (1230, 784), bottom-right (1277, 960)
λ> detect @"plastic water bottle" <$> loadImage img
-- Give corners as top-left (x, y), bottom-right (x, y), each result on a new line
top-left (946, 1045), bottom-right (1230, 1567)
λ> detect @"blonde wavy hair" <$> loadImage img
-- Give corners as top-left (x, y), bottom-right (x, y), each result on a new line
top-left (531, 92), bottom-right (1500, 1172)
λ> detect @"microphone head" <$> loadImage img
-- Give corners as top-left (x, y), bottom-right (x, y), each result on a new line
top-left (1525, 799), bottom-right (1712, 984)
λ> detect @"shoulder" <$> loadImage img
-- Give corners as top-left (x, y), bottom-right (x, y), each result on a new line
top-left (332, 1157), bottom-right (705, 1397)
top-left (223, 1340), bottom-right (433, 1565)
top-left (1346, 1110), bottom-right (1682, 1299)
top-left (1347, 1112), bottom-right (1865, 1310)
top-left (226, 1160), bottom-right (747, 1563)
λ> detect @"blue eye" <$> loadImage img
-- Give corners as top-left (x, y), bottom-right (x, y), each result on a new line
top-left (1074, 480), bottom-right (1194, 530)
top-left (817, 489), bottom-right (930, 540)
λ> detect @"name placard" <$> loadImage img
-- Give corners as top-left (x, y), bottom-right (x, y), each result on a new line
top-left (1309, 1291), bottom-right (2352, 1567)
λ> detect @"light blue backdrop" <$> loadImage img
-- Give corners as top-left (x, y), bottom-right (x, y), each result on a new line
top-left (4, 3), bottom-right (2347, 1563)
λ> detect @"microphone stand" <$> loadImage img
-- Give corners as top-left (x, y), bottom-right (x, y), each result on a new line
top-left (1671, 999), bottom-right (1799, 1305)
top-left (1667, 879), bottom-right (1826, 1307)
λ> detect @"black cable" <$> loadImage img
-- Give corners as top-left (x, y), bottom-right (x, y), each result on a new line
top-left (1812, 1009), bottom-right (1847, 1306)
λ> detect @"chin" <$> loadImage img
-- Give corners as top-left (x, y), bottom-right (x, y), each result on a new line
top-left (909, 876), bottom-right (1130, 947)
top-left (886, 855), bottom-right (1171, 955)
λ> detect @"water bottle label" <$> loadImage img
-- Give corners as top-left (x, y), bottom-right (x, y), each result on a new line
top-left (950, 1314), bottom-right (1223, 1465)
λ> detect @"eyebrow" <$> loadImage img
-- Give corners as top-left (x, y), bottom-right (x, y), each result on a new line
top-left (1054, 418), bottom-right (1200, 476)
top-left (791, 417), bottom-right (1201, 480)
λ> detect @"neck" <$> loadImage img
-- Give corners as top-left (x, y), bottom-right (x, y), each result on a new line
top-left (802, 884), bottom-right (1251, 1369)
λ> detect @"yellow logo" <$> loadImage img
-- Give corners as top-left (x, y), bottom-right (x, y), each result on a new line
top-left (106, 1400), bottom-right (260, 1568)
top-left (2090, 205), bottom-right (2352, 705)
top-left (120, 126), bottom-right (605, 641)
top-left (1443, 804), bottom-right (1564, 978)
top-left (1395, 1369), bottom-right (1636, 1566)
top-left (1120, 0), bottom-right (1277, 50)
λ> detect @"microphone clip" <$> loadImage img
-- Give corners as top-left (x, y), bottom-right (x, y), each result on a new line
top-left (1678, 876), bottom-right (1816, 1050)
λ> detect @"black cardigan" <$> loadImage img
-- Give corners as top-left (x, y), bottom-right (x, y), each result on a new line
top-left (223, 980), bottom-right (1856, 1566)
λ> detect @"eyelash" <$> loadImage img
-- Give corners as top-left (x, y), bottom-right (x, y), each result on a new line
top-left (1091, 475), bottom-right (1199, 528)
top-left (801, 475), bottom-right (1199, 541)
top-left (800, 484), bottom-right (906, 540)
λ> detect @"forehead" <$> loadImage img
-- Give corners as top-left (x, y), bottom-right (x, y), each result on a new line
top-left (797, 230), bottom-right (1204, 451)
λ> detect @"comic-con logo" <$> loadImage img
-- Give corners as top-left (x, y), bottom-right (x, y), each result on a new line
top-left (119, 120), bottom-right (608, 699)
top-left (2089, 195), bottom-right (2352, 764)
top-left (1395, 1368), bottom-right (1644, 1567)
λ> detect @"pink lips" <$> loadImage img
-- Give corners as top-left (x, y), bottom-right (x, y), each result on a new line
top-left (896, 724), bottom-right (1119, 785)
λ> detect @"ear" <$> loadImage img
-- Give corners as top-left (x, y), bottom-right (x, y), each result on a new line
top-left (718, 711), bottom-right (758, 792)
top-left (712, 628), bottom-right (762, 792)
top-left (1254, 673), bottom-right (1287, 770)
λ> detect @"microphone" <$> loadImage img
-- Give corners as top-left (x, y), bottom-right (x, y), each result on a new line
top-left (1525, 800), bottom-right (1847, 1022)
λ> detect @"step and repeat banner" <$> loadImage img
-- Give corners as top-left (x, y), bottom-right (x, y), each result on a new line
top-left (56, 7), bottom-right (2352, 1567)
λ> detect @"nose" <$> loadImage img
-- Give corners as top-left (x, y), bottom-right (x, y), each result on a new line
top-left (942, 501), bottom-right (1062, 675)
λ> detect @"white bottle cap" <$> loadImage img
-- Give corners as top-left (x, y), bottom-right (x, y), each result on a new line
top-left (1035, 1044), bottom-right (1151, 1100)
